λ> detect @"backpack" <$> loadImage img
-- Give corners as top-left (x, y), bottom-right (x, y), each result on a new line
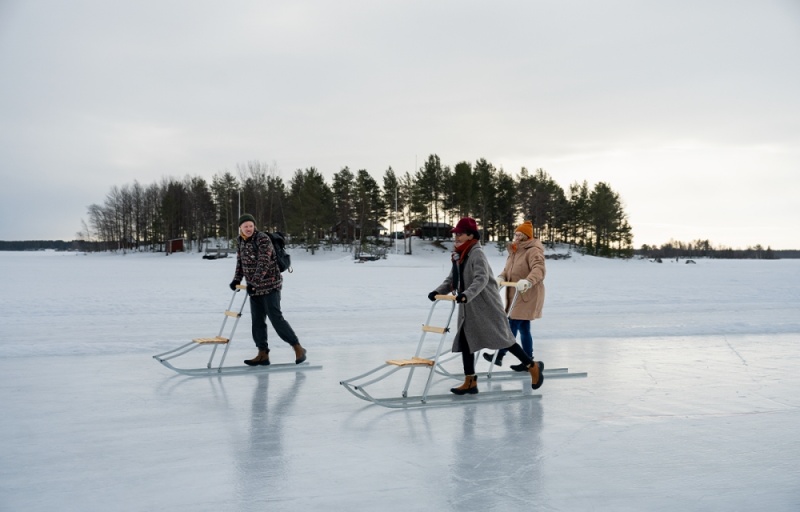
top-left (266, 231), bottom-right (292, 273)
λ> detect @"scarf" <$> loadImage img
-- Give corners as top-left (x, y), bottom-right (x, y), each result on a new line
top-left (453, 238), bottom-right (478, 259)
top-left (450, 239), bottom-right (478, 293)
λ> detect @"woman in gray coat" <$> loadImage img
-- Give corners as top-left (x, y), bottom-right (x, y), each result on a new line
top-left (428, 217), bottom-right (544, 395)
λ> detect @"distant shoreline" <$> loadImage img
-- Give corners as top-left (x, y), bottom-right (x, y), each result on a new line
top-left (1, 239), bottom-right (799, 259)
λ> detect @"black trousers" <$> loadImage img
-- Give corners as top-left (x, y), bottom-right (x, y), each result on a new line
top-left (460, 331), bottom-right (532, 375)
top-left (249, 290), bottom-right (299, 351)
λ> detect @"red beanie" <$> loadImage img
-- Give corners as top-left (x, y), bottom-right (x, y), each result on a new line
top-left (451, 217), bottom-right (479, 237)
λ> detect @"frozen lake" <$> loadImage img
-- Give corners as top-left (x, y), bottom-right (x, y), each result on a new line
top-left (1, 245), bottom-right (798, 510)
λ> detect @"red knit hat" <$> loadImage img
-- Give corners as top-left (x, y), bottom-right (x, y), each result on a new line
top-left (515, 220), bottom-right (534, 239)
top-left (451, 217), bottom-right (479, 237)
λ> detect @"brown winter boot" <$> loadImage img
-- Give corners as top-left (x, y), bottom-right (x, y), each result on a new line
top-left (529, 361), bottom-right (544, 390)
top-left (293, 344), bottom-right (307, 364)
top-left (244, 349), bottom-right (270, 366)
top-left (450, 374), bottom-right (478, 395)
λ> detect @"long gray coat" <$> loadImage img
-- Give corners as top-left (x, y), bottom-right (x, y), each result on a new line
top-left (433, 243), bottom-right (516, 354)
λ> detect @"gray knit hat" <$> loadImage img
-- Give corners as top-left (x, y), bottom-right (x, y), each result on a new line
top-left (238, 213), bottom-right (256, 226)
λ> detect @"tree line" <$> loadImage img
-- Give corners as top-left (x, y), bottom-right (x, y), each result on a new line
top-left (77, 156), bottom-right (634, 257)
top-left (636, 240), bottom-right (785, 260)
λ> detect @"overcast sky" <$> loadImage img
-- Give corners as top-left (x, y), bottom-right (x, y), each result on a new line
top-left (1, 0), bottom-right (798, 249)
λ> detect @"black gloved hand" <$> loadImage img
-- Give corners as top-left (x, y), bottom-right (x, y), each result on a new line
top-left (428, 291), bottom-right (438, 302)
top-left (229, 279), bottom-right (241, 291)
top-left (246, 283), bottom-right (255, 296)
top-left (456, 293), bottom-right (468, 303)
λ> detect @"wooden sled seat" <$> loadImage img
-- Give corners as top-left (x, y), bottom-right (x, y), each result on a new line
top-left (192, 336), bottom-right (229, 344)
top-left (386, 356), bottom-right (435, 367)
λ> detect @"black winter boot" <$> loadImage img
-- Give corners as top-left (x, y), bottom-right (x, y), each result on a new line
top-left (482, 352), bottom-right (503, 366)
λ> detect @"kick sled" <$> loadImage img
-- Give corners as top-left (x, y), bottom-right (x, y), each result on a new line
top-left (476, 281), bottom-right (587, 381)
top-left (153, 284), bottom-right (321, 376)
top-left (339, 294), bottom-right (541, 408)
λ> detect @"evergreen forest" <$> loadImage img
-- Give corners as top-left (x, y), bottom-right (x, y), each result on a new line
top-left (76, 156), bottom-right (635, 258)
top-left (1, 154), bottom-right (787, 258)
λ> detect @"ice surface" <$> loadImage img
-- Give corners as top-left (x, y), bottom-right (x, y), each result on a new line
top-left (1, 244), bottom-right (798, 511)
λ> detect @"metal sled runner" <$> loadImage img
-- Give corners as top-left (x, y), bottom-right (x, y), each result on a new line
top-left (153, 285), bottom-right (321, 376)
top-left (339, 295), bottom-right (541, 408)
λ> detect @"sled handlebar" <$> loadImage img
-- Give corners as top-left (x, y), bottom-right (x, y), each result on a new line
top-left (499, 281), bottom-right (518, 288)
top-left (433, 294), bottom-right (456, 301)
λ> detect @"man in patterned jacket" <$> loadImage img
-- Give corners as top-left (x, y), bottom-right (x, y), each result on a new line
top-left (230, 213), bottom-right (307, 366)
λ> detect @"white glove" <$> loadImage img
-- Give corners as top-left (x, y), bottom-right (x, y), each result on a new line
top-left (516, 279), bottom-right (531, 292)
top-left (497, 275), bottom-right (505, 288)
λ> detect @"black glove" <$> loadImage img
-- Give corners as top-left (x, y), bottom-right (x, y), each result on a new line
top-left (428, 291), bottom-right (438, 302)
top-left (246, 283), bottom-right (255, 296)
top-left (229, 279), bottom-right (241, 291)
top-left (456, 293), bottom-right (468, 303)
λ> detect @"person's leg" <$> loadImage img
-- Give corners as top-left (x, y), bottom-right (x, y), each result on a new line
top-left (500, 319), bottom-right (521, 357)
top-left (462, 350), bottom-right (475, 376)
top-left (249, 295), bottom-right (269, 351)
top-left (264, 290), bottom-right (306, 363)
top-left (245, 295), bottom-right (270, 365)
top-left (452, 333), bottom-right (478, 395)
top-left (506, 343), bottom-right (531, 366)
top-left (518, 320), bottom-right (533, 358)
top-left (264, 291), bottom-right (298, 344)
top-left (510, 321), bottom-right (536, 371)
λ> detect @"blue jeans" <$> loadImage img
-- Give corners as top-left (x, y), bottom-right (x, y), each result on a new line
top-left (249, 291), bottom-right (299, 351)
top-left (498, 319), bottom-right (533, 358)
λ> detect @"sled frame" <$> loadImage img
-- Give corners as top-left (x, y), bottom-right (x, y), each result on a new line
top-left (339, 295), bottom-right (540, 408)
top-left (153, 285), bottom-right (321, 375)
